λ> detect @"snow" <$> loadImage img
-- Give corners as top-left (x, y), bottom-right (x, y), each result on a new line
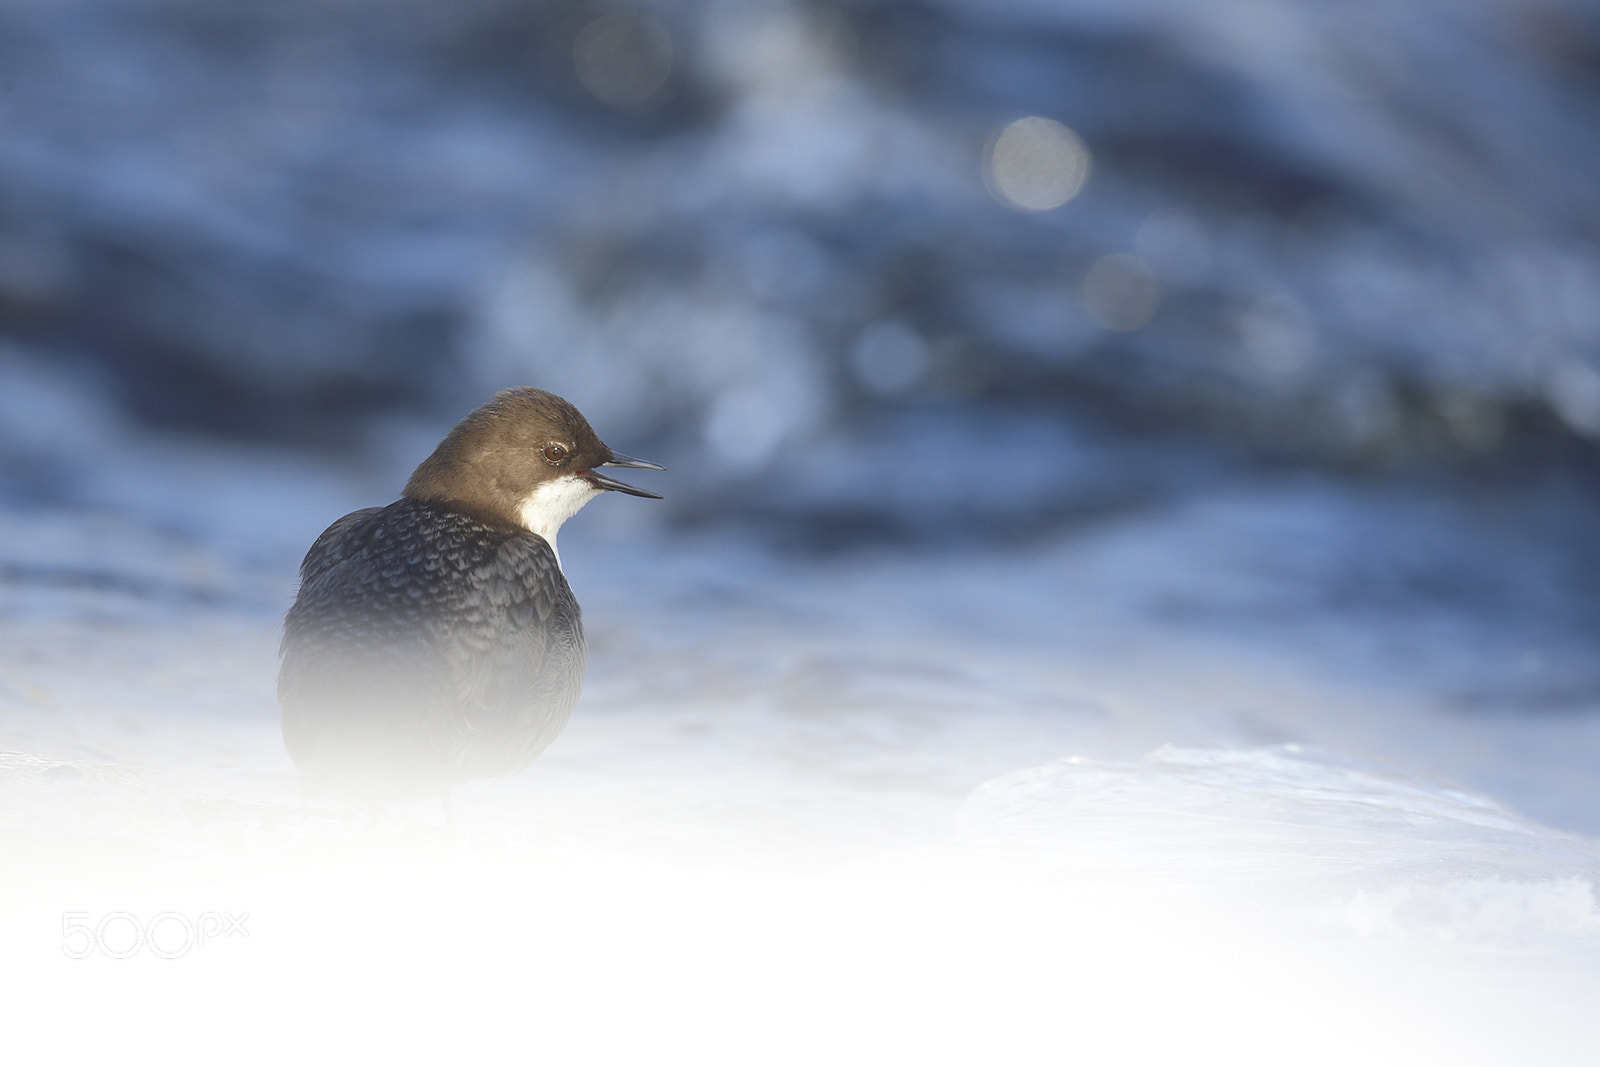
top-left (3, 434), bottom-right (1599, 1065)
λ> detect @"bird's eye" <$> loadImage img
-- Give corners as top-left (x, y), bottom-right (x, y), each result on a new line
top-left (542, 443), bottom-right (568, 464)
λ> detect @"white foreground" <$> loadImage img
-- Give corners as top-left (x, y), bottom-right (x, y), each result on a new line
top-left (1, 445), bottom-right (1598, 1066)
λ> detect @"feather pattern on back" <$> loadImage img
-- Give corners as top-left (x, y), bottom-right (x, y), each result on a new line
top-left (278, 498), bottom-right (585, 799)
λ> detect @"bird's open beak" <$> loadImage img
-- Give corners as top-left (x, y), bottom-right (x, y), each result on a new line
top-left (585, 450), bottom-right (665, 499)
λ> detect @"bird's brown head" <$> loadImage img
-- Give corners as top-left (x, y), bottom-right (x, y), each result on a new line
top-left (403, 388), bottom-right (662, 541)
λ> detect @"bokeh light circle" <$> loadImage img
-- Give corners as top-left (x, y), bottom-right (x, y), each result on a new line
top-left (985, 117), bottom-right (1092, 211)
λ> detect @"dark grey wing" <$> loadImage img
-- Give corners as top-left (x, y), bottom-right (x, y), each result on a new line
top-left (278, 501), bottom-right (585, 795)
top-left (296, 507), bottom-right (384, 588)
top-left (278, 506), bottom-right (388, 759)
top-left (278, 503), bottom-right (460, 792)
top-left (431, 532), bottom-right (586, 776)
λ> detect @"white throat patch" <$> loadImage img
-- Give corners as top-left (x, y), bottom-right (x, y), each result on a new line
top-left (517, 474), bottom-right (602, 568)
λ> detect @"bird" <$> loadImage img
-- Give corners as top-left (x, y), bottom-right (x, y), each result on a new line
top-left (277, 387), bottom-right (662, 802)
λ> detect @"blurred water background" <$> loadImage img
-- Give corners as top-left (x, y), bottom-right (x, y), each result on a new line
top-left (4, 0), bottom-right (1600, 500)
top-left (3, 1), bottom-right (1600, 1063)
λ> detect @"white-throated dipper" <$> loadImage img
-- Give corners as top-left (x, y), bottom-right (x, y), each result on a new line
top-left (278, 387), bottom-right (662, 801)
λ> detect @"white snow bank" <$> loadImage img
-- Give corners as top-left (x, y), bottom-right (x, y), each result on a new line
top-left (3, 456), bottom-right (1599, 1064)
